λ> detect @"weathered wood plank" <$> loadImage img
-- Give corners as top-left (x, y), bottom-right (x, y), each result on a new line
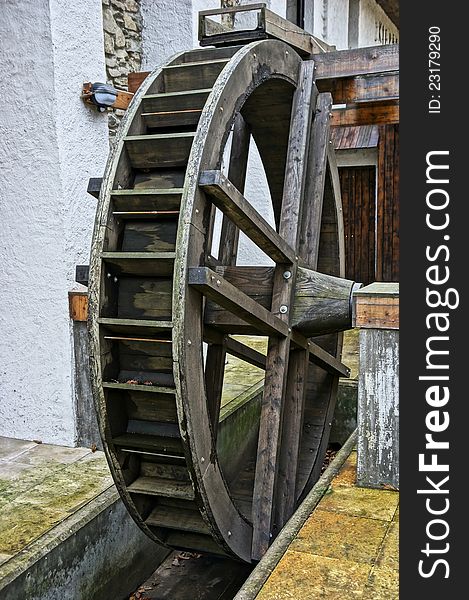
top-left (142, 89), bottom-right (211, 114)
top-left (163, 59), bottom-right (229, 94)
top-left (111, 189), bottom-right (182, 212)
top-left (146, 505), bottom-right (210, 534)
top-left (125, 133), bottom-right (195, 169)
top-left (127, 475), bottom-right (194, 499)
top-left (101, 252), bottom-right (175, 277)
top-left (128, 71), bottom-right (150, 94)
top-left (318, 72), bottom-right (399, 105)
top-left (331, 101), bottom-right (399, 127)
top-left (189, 267), bottom-right (289, 337)
top-left (357, 328), bottom-right (399, 488)
top-left (291, 267), bottom-right (356, 336)
top-left (201, 170), bottom-right (296, 265)
top-left (314, 44), bottom-right (399, 79)
top-left (143, 109), bottom-right (202, 129)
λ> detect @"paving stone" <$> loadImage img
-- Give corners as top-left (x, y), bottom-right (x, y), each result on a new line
top-left (0, 452), bottom-right (112, 555)
top-left (11, 443), bottom-right (91, 466)
top-left (364, 565), bottom-right (399, 598)
top-left (376, 520), bottom-right (399, 570)
top-left (0, 437), bottom-right (36, 461)
top-left (291, 509), bottom-right (388, 564)
top-left (331, 451), bottom-right (357, 487)
top-left (319, 485), bottom-right (399, 521)
top-left (257, 550), bottom-right (371, 600)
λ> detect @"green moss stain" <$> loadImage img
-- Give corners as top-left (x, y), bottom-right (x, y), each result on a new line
top-left (0, 453), bottom-right (112, 555)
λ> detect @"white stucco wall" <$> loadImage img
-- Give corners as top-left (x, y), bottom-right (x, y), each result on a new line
top-left (0, 0), bottom-right (109, 445)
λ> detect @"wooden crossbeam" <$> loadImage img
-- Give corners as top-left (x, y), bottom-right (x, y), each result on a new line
top-left (200, 170), bottom-right (296, 265)
top-left (204, 328), bottom-right (267, 370)
top-left (290, 333), bottom-right (350, 377)
top-left (189, 267), bottom-right (289, 337)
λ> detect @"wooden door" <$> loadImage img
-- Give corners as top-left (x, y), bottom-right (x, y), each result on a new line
top-left (339, 165), bottom-right (376, 285)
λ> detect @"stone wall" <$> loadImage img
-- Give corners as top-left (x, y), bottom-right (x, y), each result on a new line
top-left (102, 0), bottom-right (143, 139)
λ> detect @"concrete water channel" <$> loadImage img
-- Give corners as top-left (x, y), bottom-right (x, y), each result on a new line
top-left (0, 332), bottom-right (360, 599)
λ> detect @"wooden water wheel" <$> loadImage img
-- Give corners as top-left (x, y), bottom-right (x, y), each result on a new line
top-left (89, 39), bottom-right (358, 563)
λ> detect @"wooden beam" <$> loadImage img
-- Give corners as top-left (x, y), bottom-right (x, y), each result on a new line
top-left (353, 282), bottom-right (399, 329)
top-left (204, 328), bottom-right (267, 370)
top-left (318, 72), bottom-right (399, 105)
top-left (200, 170), bottom-right (296, 265)
top-left (314, 44), bottom-right (399, 79)
top-left (331, 101), bottom-right (399, 127)
top-left (69, 291), bottom-right (88, 322)
top-left (189, 267), bottom-right (289, 337)
top-left (294, 335), bottom-right (350, 378)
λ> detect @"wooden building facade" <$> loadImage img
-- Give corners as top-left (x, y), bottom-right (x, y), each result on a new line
top-left (333, 124), bottom-right (399, 285)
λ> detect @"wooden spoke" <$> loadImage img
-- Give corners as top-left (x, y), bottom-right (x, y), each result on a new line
top-left (205, 113), bottom-right (251, 438)
top-left (252, 60), bottom-right (316, 560)
top-left (189, 267), bottom-right (289, 337)
top-left (200, 170), bottom-right (296, 265)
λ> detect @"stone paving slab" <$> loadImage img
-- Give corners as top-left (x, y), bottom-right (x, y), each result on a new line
top-left (0, 439), bottom-right (113, 559)
top-left (255, 450), bottom-right (399, 599)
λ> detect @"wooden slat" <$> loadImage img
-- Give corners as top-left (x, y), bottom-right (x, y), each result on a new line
top-left (200, 170), bottom-right (296, 264)
top-left (103, 382), bottom-right (175, 394)
top-left (146, 505), bottom-right (209, 534)
top-left (113, 434), bottom-right (183, 456)
top-left (189, 267), bottom-right (289, 337)
top-left (163, 59), bottom-right (229, 94)
top-left (142, 89), bottom-right (211, 113)
top-left (125, 133), bottom-right (195, 169)
top-left (111, 189), bottom-right (182, 212)
top-left (331, 101), bottom-right (399, 127)
top-left (101, 252), bottom-right (175, 276)
top-left (98, 318), bottom-right (172, 336)
top-left (314, 44), bottom-right (399, 80)
top-left (127, 476), bottom-right (194, 500)
top-left (143, 109), bottom-right (202, 129)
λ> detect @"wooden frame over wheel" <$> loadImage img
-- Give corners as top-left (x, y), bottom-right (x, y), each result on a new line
top-left (89, 39), bottom-right (357, 563)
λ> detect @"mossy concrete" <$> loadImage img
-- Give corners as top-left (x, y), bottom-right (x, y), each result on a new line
top-left (0, 437), bottom-right (169, 599)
